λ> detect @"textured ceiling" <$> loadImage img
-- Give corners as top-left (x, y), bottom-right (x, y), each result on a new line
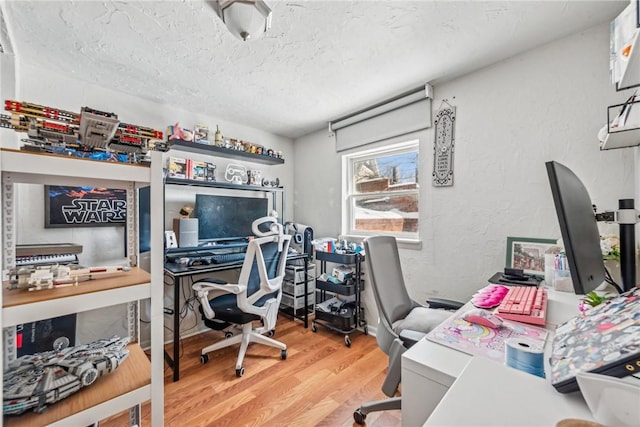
top-left (0, 0), bottom-right (628, 139)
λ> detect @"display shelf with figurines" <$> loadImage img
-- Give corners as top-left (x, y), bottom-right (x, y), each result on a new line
top-left (167, 138), bottom-right (284, 165)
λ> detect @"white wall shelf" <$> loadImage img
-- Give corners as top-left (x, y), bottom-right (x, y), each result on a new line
top-left (603, 1), bottom-right (640, 150)
top-left (616, 29), bottom-right (640, 91)
top-left (601, 126), bottom-right (640, 150)
top-left (611, 0), bottom-right (640, 91)
top-left (600, 99), bottom-right (640, 150)
top-left (0, 149), bottom-right (164, 426)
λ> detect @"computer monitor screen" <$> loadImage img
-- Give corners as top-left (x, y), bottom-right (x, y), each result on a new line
top-left (545, 161), bottom-right (605, 295)
top-left (138, 186), bottom-right (151, 253)
top-left (194, 194), bottom-right (269, 242)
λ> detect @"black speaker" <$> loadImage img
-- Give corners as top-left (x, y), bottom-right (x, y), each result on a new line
top-left (286, 223), bottom-right (314, 257)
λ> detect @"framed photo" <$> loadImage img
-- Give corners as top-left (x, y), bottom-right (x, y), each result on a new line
top-left (45, 186), bottom-right (127, 228)
top-left (505, 236), bottom-right (557, 277)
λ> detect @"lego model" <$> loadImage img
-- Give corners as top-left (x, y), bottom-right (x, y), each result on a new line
top-left (3, 336), bottom-right (130, 416)
top-left (11, 264), bottom-right (131, 291)
top-left (2, 100), bottom-right (165, 163)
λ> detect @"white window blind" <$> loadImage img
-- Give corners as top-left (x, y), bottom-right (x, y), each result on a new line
top-left (330, 84), bottom-right (432, 152)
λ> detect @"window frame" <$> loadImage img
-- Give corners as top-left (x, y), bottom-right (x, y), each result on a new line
top-left (341, 139), bottom-right (420, 243)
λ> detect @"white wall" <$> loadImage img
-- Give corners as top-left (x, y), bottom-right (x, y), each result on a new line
top-left (294, 23), bottom-right (636, 327)
top-left (3, 63), bottom-right (295, 345)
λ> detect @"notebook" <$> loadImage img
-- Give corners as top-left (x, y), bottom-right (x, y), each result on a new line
top-left (549, 287), bottom-right (640, 393)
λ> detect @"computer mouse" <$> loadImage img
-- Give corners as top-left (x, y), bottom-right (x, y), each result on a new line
top-left (463, 309), bottom-right (503, 329)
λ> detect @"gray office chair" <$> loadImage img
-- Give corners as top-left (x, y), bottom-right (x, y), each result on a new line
top-left (353, 235), bottom-right (463, 424)
top-left (192, 216), bottom-right (291, 377)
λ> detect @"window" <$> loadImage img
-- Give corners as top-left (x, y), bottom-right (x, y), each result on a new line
top-left (343, 140), bottom-right (419, 241)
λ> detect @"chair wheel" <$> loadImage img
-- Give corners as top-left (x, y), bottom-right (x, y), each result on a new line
top-left (281, 349), bottom-right (287, 360)
top-left (236, 367), bottom-right (244, 377)
top-left (267, 329), bottom-right (275, 337)
top-left (345, 335), bottom-right (351, 347)
top-left (363, 325), bottom-right (368, 335)
top-left (200, 354), bottom-right (209, 364)
top-left (311, 322), bottom-right (317, 333)
top-left (225, 331), bottom-right (234, 339)
top-left (354, 408), bottom-right (366, 424)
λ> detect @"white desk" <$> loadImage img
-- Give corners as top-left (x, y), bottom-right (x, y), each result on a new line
top-left (424, 357), bottom-right (593, 426)
top-left (401, 288), bottom-right (589, 426)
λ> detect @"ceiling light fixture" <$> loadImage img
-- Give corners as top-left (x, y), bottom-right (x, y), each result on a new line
top-left (210, 0), bottom-right (272, 42)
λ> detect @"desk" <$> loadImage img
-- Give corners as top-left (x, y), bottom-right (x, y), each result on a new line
top-left (402, 288), bottom-right (588, 426)
top-left (424, 357), bottom-right (593, 426)
top-left (163, 253), bottom-right (309, 382)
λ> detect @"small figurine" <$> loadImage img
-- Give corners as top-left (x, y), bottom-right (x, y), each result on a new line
top-left (193, 125), bottom-right (210, 144)
top-left (179, 205), bottom-right (193, 218)
top-left (168, 123), bottom-right (193, 141)
top-left (214, 125), bottom-right (223, 146)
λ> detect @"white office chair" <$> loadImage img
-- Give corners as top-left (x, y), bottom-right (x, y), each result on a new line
top-left (353, 235), bottom-right (462, 424)
top-left (192, 216), bottom-right (291, 377)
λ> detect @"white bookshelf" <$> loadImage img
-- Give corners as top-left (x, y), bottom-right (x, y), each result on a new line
top-left (0, 149), bottom-right (164, 426)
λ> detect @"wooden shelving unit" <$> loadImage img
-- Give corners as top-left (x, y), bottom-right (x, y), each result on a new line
top-left (0, 149), bottom-right (164, 426)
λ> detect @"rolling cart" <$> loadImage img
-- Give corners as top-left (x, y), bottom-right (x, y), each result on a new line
top-left (312, 251), bottom-right (366, 347)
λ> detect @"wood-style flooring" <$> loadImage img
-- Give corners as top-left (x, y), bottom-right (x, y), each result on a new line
top-left (101, 315), bottom-right (401, 427)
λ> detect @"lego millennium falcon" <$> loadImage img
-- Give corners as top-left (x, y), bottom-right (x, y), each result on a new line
top-left (3, 336), bottom-right (130, 416)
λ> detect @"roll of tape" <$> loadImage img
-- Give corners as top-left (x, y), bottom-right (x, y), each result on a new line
top-left (505, 337), bottom-right (545, 378)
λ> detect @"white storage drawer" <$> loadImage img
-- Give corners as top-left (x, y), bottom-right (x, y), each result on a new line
top-left (283, 278), bottom-right (315, 296)
top-left (285, 264), bottom-right (315, 283)
top-left (281, 292), bottom-right (315, 311)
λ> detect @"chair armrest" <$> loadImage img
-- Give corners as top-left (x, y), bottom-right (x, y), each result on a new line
top-left (426, 297), bottom-right (464, 311)
top-left (192, 279), bottom-right (247, 321)
top-left (399, 329), bottom-right (426, 348)
top-left (193, 280), bottom-right (244, 295)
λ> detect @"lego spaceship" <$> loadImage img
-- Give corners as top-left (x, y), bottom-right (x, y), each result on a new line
top-left (3, 335), bottom-right (130, 416)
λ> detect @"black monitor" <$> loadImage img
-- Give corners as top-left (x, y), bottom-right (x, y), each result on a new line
top-left (545, 161), bottom-right (606, 295)
top-left (138, 186), bottom-right (151, 253)
top-left (194, 194), bottom-right (268, 242)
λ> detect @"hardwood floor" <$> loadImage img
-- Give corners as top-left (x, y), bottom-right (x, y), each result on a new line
top-left (101, 315), bottom-right (401, 426)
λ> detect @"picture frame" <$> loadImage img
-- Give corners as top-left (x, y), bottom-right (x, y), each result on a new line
top-left (45, 186), bottom-right (127, 228)
top-left (505, 236), bottom-right (557, 277)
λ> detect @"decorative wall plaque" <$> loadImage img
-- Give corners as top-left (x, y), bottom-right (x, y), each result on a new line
top-left (432, 106), bottom-right (456, 187)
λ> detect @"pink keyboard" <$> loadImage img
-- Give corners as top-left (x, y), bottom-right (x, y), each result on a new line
top-left (496, 286), bottom-right (547, 326)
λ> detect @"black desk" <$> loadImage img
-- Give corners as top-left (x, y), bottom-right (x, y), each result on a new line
top-left (163, 253), bottom-right (309, 382)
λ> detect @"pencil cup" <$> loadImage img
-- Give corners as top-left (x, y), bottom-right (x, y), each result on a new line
top-left (553, 269), bottom-right (573, 292)
top-left (544, 254), bottom-right (555, 287)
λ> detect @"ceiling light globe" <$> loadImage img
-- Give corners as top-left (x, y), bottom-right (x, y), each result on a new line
top-left (214, 0), bottom-right (272, 42)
